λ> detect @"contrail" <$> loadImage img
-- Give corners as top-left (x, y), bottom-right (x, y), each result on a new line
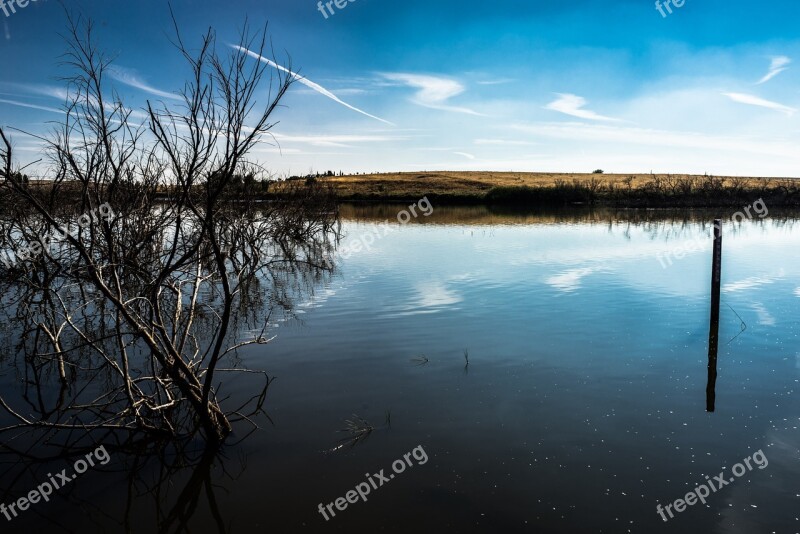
top-left (232, 45), bottom-right (395, 126)
top-left (756, 56), bottom-right (790, 85)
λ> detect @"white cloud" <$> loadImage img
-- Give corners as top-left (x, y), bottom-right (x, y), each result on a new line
top-left (723, 92), bottom-right (797, 116)
top-left (269, 132), bottom-right (405, 148)
top-left (6, 83), bottom-right (70, 101)
top-left (250, 146), bottom-right (303, 155)
top-left (756, 56), bottom-right (791, 84)
top-left (474, 138), bottom-right (538, 146)
top-left (544, 93), bottom-right (620, 122)
top-left (0, 98), bottom-right (63, 114)
top-left (510, 122), bottom-right (800, 158)
top-left (233, 45), bottom-right (394, 126)
top-left (476, 78), bottom-right (516, 85)
top-left (453, 151), bottom-right (476, 160)
top-left (108, 67), bottom-right (182, 101)
top-left (295, 87), bottom-right (367, 96)
top-left (381, 73), bottom-right (484, 116)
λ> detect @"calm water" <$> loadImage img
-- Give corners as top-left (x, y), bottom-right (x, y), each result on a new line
top-left (2, 205), bottom-right (799, 533)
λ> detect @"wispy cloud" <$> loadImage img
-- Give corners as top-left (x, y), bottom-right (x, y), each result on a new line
top-left (545, 93), bottom-right (620, 122)
top-left (723, 92), bottom-right (797, 115)
top-left (250, 146), bottom-right (303, 155)
top-left (294, 87), bottom-right (367, 96)
top-left (474, 138), bottom-right (537, 146)
top-left (3, 83), bottom-right (70, 101)
top-left (381, 73), bottom-right (484, 116)
top-left (476, 78), bottom-right (516, 86)
top-left (0, 98), bottom-right (63, 114)
top-left (756, 56), bottom-right (791, 84)
top-left (510, 122), bottom-right (799, 158)
top-left (453, 151), bottom-right (476, 159)
top-left (0, 83), bottom-right (149, 122)
top-left (232, 45), bottom-right (394, 126)
top-left (270, 132), bottom-right (403, 148)
top-left (108, 67), bottom-right (181, 101)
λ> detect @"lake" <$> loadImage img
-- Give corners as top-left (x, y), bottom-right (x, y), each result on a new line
top-left (1, 204), bottom-right (798, 533)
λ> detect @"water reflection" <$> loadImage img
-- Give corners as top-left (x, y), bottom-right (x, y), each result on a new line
top-left (0, 204), bottom-right (798, 532)
top-left (707, 220), bottom-right (722, 413)
top-left (0, 197), bottom-right (337, 532)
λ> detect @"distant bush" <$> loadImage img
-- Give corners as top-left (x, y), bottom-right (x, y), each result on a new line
top-left (592, 169), bottom-right (604, 174)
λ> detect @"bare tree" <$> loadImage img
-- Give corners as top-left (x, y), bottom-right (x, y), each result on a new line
top-left (0, 12), bottom-right (338, 445)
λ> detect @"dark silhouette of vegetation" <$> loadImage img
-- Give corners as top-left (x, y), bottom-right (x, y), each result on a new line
top-left (0, 13), bottom-right (338, 446)
top-left (484, 175), bottom-right (800, 207)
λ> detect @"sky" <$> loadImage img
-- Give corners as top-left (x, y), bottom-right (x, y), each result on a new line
top-left (1, 0), bottom-right (800, 177)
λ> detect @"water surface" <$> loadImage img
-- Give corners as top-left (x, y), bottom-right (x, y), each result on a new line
top-left (2, 205), bottom-right (799, 533)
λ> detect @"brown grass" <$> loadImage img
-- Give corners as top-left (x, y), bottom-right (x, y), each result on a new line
top-left (313, 171), bottom-right (800, 207)
top-left (325, 172), bottom-right (787, 198)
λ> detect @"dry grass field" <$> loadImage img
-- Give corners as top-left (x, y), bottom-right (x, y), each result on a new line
top-left (314, 171), bottom-right (800, 206)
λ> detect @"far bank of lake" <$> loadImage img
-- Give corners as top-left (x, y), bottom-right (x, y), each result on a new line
top-left (308, 171), bottom-right (800, 208)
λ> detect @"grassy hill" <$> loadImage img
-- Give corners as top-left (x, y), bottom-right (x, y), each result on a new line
top-left (318, 171), bottom-right (800, 207)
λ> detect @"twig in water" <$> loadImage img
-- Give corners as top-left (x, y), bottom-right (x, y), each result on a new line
top-left (724, 302), bottom-right (748, 345)
top-left (411, 355), bottom-right (430, 366)
top-left (325, 411), bottom-right (391, 454)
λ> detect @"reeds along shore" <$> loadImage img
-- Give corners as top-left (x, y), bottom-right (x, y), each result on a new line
top-left (481, 176), bottom-right (800, 207)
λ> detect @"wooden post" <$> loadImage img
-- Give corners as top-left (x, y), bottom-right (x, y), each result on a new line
top-left (706, 219), bottom-right (722, 412)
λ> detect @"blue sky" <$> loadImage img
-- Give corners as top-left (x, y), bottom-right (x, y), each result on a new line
top-left (2, 0), bottom-right (800, 176)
